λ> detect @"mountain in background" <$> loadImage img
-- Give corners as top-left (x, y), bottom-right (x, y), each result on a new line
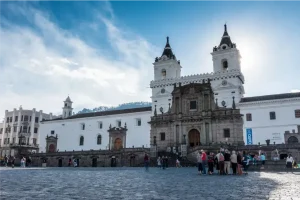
top-left (77, 102), bottom-right (152, 114)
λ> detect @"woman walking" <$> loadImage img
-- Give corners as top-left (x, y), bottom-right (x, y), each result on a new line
top-left (230, 151), bottom-right (237, 175)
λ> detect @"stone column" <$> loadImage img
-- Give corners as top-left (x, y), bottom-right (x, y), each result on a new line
top-left (17, 107), bottom-right (22, 144)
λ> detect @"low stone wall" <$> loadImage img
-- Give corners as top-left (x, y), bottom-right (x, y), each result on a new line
top-left (30, 148), bottom-right (150, 167)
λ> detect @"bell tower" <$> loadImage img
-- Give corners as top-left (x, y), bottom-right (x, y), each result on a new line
top-left (151, 37), bottom-right (182, 116)
top-left (62, 96), bottom-right (73, 119)
top-left (211, 24), bottom-right (241, 72)
top-left (210, 24), bottom-right (245, 108)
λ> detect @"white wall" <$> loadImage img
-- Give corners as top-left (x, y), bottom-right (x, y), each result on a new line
top-left (39, 111), bottom-right (151, 152)
top-left (239, 98), bottom-right (300, 145)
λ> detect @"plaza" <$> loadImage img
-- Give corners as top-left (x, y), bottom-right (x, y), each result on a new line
top-left (0, 167), bottom-right (300, 200)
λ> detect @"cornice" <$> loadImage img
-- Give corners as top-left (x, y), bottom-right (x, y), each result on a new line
top-left (150, 69), bottom-right (244, 88)
top-left (238, 97), bottom-right (300, 107)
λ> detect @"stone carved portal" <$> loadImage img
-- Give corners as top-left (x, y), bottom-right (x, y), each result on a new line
top-left (108, 124), bottom-right (127, 150)
top-left (188, 129), bottom-right (200, 147)
top-left (46, 134), bottom-right (58, 153)
top-left (114, 138), bottom-right (123, 150)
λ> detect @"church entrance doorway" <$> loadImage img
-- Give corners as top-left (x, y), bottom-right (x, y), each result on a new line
top-left (92, 158), bottom-right (97, 167)
top-left (114, 138), bottom-right (122, 150)
top-left (188, 129), bottom-right (200, 147)
top-left (58, 159), bottom-right (62, 167)
top-left (287, 136), bottom-right (299, 144)
top-left (280, 154), bottom-right (288, 160)
top-left (111, 156), bottom-right (117, 167)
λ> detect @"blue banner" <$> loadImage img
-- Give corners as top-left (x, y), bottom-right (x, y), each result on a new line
top-left (246, 128), bottom-right (253, 145)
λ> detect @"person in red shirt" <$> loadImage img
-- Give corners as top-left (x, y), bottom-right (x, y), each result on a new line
top-left (144, 153), bottom-right (149, 171)
top-left (201, 150), bottom-right (207, 174)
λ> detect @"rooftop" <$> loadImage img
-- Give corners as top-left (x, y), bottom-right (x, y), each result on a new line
top-left (42, 106), bottom-right (152, 122)
top-left (240, 92), bottom-right (300, 103)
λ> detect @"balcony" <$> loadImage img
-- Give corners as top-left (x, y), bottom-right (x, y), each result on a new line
top-left (9, 143), bottom-right (39, 148)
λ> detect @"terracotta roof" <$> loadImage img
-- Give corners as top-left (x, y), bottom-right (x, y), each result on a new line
top-left (42, 106), bottom-right (152, 122)
top-left (240, 92), bottom-right (300, 103)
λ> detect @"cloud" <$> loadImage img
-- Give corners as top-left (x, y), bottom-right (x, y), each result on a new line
top-left (291, 89), bottom-right (300, 93)
top-left (0, 2), bottom-right (158, 119)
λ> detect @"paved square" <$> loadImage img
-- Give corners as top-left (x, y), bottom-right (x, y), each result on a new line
top-left (0, 167), bottom-right (299, 200)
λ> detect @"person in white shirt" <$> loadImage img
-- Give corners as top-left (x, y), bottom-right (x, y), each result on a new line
top-left (286, 154), bottom-right (294, 173)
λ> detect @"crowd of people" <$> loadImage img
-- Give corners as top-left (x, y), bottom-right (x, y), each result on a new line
top-left (195, 149), bottom-right (264, 175)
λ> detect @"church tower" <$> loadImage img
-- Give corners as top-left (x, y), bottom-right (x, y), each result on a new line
top-left (150, 37), bottom-right (182, 116)
top-left (210, 24), bottom-right (245, 108)
top-left (62, 96), bottom-right (73, 119)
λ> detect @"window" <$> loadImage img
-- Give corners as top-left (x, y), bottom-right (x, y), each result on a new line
top-left (13, 137), bottom-right (15, 143)
top-left (9, 117), bottom-right (12, 123)
top-left (97, 135), bottom-right (102, 145)
top-left (23, 126), bottom-right (28, 133)
top-left (81, 123), bottom-right (85, 130)
top-left (270, 112), bottom-right (276, 120)
top-left (160, 132), bottom-right (165, 141)
top-left (117, 120), bottom-right (121, 127)
top-left (35, 117), bottom-right (39, 123)
top-left (224, 129), bottom-right (230, 138)
top-left (246, 113), bottom-right (252, 121)
top-left (21, 115), bottom-right (23, 121)
top-left (79, 136), bottom-right (84, 146)
top-left (65, 103), bottom-right (67, 107)
top-left (161, 69), bottom-right (166, 78)
top-left (295, 110), bottom-right (300, 118)
top-left (190, 101), bottom-right (197, 110)
top-left (51, 130), bottom-right (55, 135)
top-left (6, 117), bottom-right (9, 123)
top-left (222, 60), bottom-right (228, 70)
top-left (24, 115), bottom-right (28, 121)
top-left (28, 127), bottom-right (31, 133)
top-left (13, 126), bottom-right (17, 132)
top-left (69, 111), bottom-right (71, 116)
top-left (34, 128), bottom-right (38, 133)
top-left (15, 116), bottom-right (18, 122)
top-left (136, 118), bottom-right (141, 126)
top-left (33, 138), bottom-right (37, 145)
top-left (99, 122), bottom-right (103, 129)
top-left (0, 128), bottom-right (3, 134)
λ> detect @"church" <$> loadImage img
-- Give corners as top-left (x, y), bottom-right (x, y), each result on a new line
top-left (38, 24), bottom-right (300, 155)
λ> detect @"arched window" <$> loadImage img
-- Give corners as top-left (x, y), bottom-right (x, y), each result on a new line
top-left (160, 132), bottom-right (165, 141)
top-left (97, 135), bottom-right (102, 145)
top-left (287, 136), bottom-right (299, 144)
top-left (222, 60), bottom-right (228, 70)
top-left (161, 69), bottom-right (166, 78)
top-left (79, 136), bottom-right (84, 146)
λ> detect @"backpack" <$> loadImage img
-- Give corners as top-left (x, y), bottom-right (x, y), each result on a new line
top-left (219, 153), bottom-right (224, 162)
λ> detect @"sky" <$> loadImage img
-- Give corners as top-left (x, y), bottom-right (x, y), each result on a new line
top-left (0, 1), bottom-right (300, 119)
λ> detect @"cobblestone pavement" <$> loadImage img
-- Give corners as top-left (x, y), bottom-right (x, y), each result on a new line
top-left (0, 167), bottom-right (299, 200)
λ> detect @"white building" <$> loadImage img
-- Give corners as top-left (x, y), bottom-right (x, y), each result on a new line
top-left (39, 97), bottom-right (151, 152)
top-left (0, 106), bottom-right (54, 156)
top-left (239, 93), bottom-right (300, 145)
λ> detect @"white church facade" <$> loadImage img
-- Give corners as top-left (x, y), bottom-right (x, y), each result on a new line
top-left (38, 25), bottom-right (300, 153)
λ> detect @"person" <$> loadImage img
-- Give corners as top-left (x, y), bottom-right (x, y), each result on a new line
top-left (157, 156), bottom-right (162, 168)
top-left (11, 156), bottom-right (15, 168)
top-left (4, 155), bottom-right (8, 167)
top-left (260, 153), bottom-right (266, 169)
top-left (242, 152), bottom-right (250, 175)
top-left (73, 159), bottom-right (77, 167)
top-left (224, 150), bottom-right (231, 175)
top-left (237, 151), bottom-right (243, 175)
top-left (286, 154), bottom-right (294, 173)
top-left (230, 151), bottom-right (237, 175)
top-left (162, 156), bottom-right (166, 170)
top-left (196, 151), bottom-right (203, 175)
top-left (176, 159), bottom-right (181, 168)
top-left (208, 152), bottom-right (214, 175)
top-left (216, 151), bottom-right (225, 175)
top-left (144, 153), bottom-right (149, 171)
top-left (201, 150), bottom-right (207, 174)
